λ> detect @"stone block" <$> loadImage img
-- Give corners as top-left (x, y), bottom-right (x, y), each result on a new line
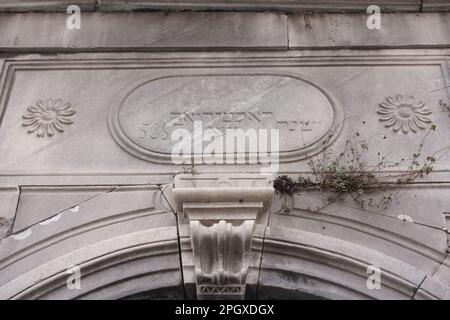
top-left (0, 12), bottom-right (288, 51)
top-left (0, 0), bottom-right (96, 12)
top-left (288, 13), bottom-right (450, 49)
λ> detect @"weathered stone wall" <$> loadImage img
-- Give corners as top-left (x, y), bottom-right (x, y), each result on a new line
top-left (0, 4), bottom-right (450, 299)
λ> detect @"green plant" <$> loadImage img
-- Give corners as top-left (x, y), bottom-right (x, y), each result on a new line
top-left (274, 125), bottom-right (447, 210)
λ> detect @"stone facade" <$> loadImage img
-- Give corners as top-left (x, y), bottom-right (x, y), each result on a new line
top-left (0, 1), bottom-right (450, 300)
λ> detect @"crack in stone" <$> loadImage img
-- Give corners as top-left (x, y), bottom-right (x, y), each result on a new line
top-left (4, 186), bottom-right (21, 239)
top-left (411, 275), bottom-right (427, 300)
top-left (159, 183), bottom-right (187, 300)
top-left (409, 251), bottom-right (450, 300)
top-left (255, 225), bottom-right (268, 299)
top-left (255, 206), bottom-right (273, 299)
top-left (9, 186), bottom-right (118, 237)
top-left (430, 252), bottom-right (449, 278)
top-left (158, 184), bottom-right (178, 218)
top-left (291, 197), bottom-right (447, 233)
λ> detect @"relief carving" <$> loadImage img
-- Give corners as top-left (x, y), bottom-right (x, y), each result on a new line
top-left (109, 73), bottom-right (343, 163)
top-left (22, 99), bottom-right (76, 138)
top-left (377, 95), bottom-right (431, 133)
top-left (191, 219), bottom-right (254, 296)
top-left (173, 174), bottom-right (274, 299)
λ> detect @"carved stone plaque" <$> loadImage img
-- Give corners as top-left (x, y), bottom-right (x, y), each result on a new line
top-left (1, 54), bottom-right (448, 177)
top-left (109, 73), bottom-right (343, 163)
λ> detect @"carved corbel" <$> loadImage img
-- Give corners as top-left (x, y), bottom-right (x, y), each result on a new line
top-left (173, 174), bottom-right (274, 299)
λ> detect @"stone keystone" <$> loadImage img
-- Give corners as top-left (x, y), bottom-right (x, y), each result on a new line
top-left (173, 174), bottom-right (274, 299)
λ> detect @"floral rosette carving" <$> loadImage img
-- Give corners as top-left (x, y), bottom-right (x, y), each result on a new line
top-left (377, 95), bottom-right (432, 134)
top-left (22, 99), bottom-right (76, 138)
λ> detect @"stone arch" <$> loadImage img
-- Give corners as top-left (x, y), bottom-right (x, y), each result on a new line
top-left (1, 179), bottom-right (450, 300)
top-left (2, 227), bottom-right (447, 300)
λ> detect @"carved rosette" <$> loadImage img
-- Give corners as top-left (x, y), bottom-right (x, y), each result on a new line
top-left (377, 95), bottom-right (431, 133)
top-left (22, 99), bottom-right (76, 138)
top-left (173, 174), bottom-right (274, 299)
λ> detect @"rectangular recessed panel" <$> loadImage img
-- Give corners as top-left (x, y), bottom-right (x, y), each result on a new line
top-left (0, 52), bottom-right (449, 178)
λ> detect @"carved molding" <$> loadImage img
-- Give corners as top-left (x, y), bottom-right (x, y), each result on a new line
top-left (173, 174), bottom-right (274, 299)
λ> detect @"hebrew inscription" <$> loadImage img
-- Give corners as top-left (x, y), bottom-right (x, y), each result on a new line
top-left (110, 74), bottom-right (342, 163)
